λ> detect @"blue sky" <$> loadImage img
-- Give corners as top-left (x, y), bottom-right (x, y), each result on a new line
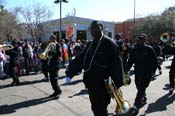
top-left (2, 0), bottom-right (175, 22)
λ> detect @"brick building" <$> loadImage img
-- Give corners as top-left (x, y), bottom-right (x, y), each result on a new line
top-left (115, 18), bottom-right (143, 42)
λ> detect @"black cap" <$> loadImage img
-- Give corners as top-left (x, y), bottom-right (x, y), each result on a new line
top-left (138, 33), bottom-right (147, 40)
top-left (11, 40), bottom-right (17, 46)
top-left (91, 20), bottom-right (104, 30)
top-left (50, 35), bottom-right (57, 40)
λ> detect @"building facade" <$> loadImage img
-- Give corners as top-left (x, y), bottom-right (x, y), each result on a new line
top-left (115, 18), bottom-right (143, 41)
top-left (40, 16), bottom-right (115, 42)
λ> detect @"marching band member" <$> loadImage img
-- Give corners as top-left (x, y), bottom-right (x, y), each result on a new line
top-left (65, 20), bottom-right (124, 116)
top-left (125, 33), bottom-right (158, 115)
top-left (169, 55), bottom-right (175, 94)
top-left (47, 35), bottom-right (62, 99)
top-left (168, 43), bottom-right (175, 94)
top-left (0, 46), bottom-right (5, 79)
top-left (6, 40), bottom-right (20, 86)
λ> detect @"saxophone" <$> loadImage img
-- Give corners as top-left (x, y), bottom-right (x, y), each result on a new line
top-left (105, 76), bottom-right (131, 114)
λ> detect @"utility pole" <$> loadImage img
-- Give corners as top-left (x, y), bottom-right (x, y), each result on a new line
top-left (54, 0), bottom-right (68, 41)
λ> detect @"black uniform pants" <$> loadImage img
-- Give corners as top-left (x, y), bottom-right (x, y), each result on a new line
top-left (169, 70), bottom-right (175, 88)
top-left (88, 85), bottom-right (110, 116)
top-left (42, 61), bottom-right (49, 78)
top-left (134, 86), bottom-right (146, 107)
top-left (10, 64), bottom-right (19, 83)
top-left (134, 75), bottom-right (151, 108)
top-left (49, 69), bottom-right (61, 94)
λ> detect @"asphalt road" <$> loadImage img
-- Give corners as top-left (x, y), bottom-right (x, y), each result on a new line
top-left (0, 57), bottom-right (174, 116)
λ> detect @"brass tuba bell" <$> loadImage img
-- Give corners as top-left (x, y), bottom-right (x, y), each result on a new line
top-left (105, 77), bottom-right (131, 114)
top-left (170, 41), bottom-right (175, 48)
top-left (160, 32), bottom-right (170, 43)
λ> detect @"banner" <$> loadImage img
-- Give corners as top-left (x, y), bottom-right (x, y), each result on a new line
top-left (66, 24), bottom-right (76, 40)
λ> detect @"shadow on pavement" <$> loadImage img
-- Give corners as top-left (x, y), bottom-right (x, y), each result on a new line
top-left (57, 75), bottom-right (66, 80)
top-left (0, 96), bottom-right (57, 115)
top-left (151, 73), bottom-right (162, 81)
top-left (164, 65), bottom-right (171, 69)
top-left (61, 79), bottom-right (83, 86)
top-left (0, 79), bottom-right (48, 89)
top-left (68, 89), bottom-right (88, 98)
top-left (141, 93), bottom-right (175, 115)
top-left (163, 83), bottom-right (170, 90)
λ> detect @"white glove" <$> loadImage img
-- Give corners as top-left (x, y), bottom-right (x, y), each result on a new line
top-left (66, 77), bottom-right (71, 84)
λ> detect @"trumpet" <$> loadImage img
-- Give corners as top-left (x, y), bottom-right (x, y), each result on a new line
top-left (39, 42), bottom-right (56, 60)
top-left (0, 44), bottom-right (14, 50)
top-left (105, 77), bottom-right (131, 114)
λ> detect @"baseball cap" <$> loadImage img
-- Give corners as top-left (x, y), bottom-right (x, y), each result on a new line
top-left (138, 33), bottom-right (147, 40)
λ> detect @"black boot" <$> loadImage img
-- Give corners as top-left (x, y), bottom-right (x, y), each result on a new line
top-left (10, 81), bottom-right (16, 86)
top-left (15, 79), bottom-right (20, 86)
top-left (49, 89), bottom-right (62, 99)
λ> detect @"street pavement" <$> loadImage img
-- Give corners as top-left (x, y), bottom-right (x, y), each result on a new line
top-left (0, 57), bottom-right (174, 116)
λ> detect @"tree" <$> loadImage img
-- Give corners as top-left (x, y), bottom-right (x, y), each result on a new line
top-left (131, 6), bottom-right (175, 42)
top-left (0, 5), bottom-right (21, 42)
top-left (160, 6), bottom-right (175, 32)
top-left (16, 3), bottom-right (52, 42)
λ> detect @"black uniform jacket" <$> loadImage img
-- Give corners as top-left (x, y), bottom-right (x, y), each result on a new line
top-left (66, 35), bottom-right (124, 88)
top-left (126, 44), bottom-right (158, 85)
top-left (6, 46), bottom-right (19, 66)
top-left (47, 43), bottom-right (62, 71)
top-left (169, 47), bottom-right (175, 74)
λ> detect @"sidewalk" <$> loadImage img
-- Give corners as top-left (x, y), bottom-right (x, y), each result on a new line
top-left (0, 58), bottom-right (174, 116)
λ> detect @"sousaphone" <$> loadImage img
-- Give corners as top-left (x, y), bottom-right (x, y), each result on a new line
top-left (160, 32), bottom-right (170, 43)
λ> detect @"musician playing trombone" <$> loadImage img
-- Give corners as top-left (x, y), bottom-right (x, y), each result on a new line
top-left (65, 20), bottom-right (125, 116)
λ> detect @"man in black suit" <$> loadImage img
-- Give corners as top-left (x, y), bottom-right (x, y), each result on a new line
top-left (65, 20), bottom-right (125, 116)
top-left (125, 33), bottom-right (158, 115)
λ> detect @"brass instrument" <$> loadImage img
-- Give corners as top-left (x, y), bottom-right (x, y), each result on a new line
top-left (160, 32), bottom-right (175, 48)
top-left (170, 41), bottom-right (175, 48)
top-left (160, 32), bottom-right (170, 43)
top-left (105, 77), bottom-right (131, 114)
top-left (0, 44), bottom-right (14, 50)
top-left (123, 74), bottom-right (131, 86)
top-left (39, 42), bottom-right (56, 60)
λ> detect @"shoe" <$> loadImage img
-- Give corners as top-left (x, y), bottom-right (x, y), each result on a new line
top-left (169, 88), bottom-right (174, 95)
top-left (15, 81), bottom-right (20, 86)
top-left (10, 81), bottom-right (16, 86)
top-left (49, 92), bottom-right (59, 99)
top-left (128, 106), bottom-right (139, 116)
top-left (11, 82), bottom-right (20, 86)
top-left (49, 90), bottom-right (62, 99)
top-left (159, 70), bottom-right (162, 75)
top-left (42, 78), bottom-right (49, 81)
top-left (141, 96), bottom-right (147, 102)
top-left (137, 100), bottom-right (147, 109)
top-left (57, 89), bottom-right (62, 95)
